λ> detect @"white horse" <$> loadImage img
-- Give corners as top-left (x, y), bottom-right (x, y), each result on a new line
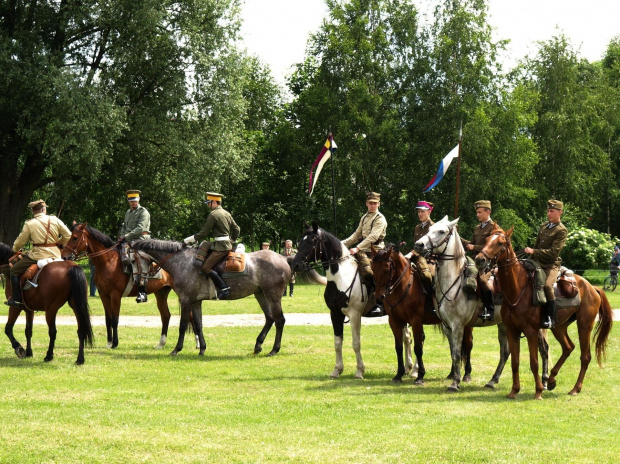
top-left (292, 222), bottom-right (414, 379)
top-left (414, 216), bottom-right (514, 392)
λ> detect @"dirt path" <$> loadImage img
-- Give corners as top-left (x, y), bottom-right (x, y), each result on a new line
top-left (1, 311), bottom-right (618, 327)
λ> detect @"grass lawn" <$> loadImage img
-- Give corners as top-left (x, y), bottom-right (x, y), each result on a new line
top-left (0, 310), bottom-right (618, 463)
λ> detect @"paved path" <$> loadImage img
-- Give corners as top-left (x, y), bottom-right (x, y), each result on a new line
top-left (1, 311), bottom-right (619, 328)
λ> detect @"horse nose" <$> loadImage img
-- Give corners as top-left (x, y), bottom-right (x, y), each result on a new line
top-left (413, 243), bottom-right (424, 253)
top-left (474, 254), bottom-right (487, 269)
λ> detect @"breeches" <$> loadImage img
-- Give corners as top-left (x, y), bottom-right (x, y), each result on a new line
top-left (479, 270), bottom-right (491, 292)
top-left (201, 250), bottom-right (230, 274)
top-left (355, 252), bottom-right (373, 275)
top-left (9, 256), bottom-right (37, 277)
top-left (543, 266), bottom-right (559, 301)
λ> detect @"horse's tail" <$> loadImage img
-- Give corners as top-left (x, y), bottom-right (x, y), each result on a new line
top-left (68, 265), bottom-right (94, 348)
top-left (593, 287), bottom-right (613, 366)
top-left (287, 256), bottom-right (327, 286)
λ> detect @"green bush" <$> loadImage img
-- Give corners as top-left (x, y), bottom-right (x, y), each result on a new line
top-left (561, 227), bottom-right (616, 271)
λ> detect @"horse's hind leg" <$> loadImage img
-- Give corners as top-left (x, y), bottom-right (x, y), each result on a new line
top-left (5, 306), bottom-right (26, 358)
top-left (568, 321), bottom-right (595, 396)
top-left (486, 322), bottom-right (510, 389)
top-left (411, 320), bottom-right (427, 385)
top-left (525, 329), bottom-right (544, 399)
top-left (389, 318), bottom-right (407, 383)
top-left (547, 325), bottom-right (575, 392)
top-left (171, 301), bottom-right (198, 356)
top-left (154, 287), bottom-right (172, 349)
top-left (267, 298), bottom-right (285, 357)
top-left (252, 293), bottom-right (277, 356)
top-left (538, 329), bottom-right (550, 389)
top-left (447, 325), bottom-right (465, 392)
top-left (44, 311), bottom-right (58, 362)
top-left (403, 325), bottom-right (416, 378)
top-left (348, 311), bottom-right (365, 379)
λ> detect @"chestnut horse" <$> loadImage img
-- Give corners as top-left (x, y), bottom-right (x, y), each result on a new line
top-left (476, 227), bottom-right (614, 399)
top-left (0, 242), bottom-right (94, 364)
top-left (371, 245), bottom-right (476, 385)
top-left (62, 223), bottom-right (177, 349)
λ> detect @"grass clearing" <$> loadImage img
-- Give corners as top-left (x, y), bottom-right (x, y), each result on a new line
top-left (0, 316), bottom-right (618, 463)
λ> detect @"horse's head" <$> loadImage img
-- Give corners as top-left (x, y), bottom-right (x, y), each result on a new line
top-left (62, 222), bottom-right (89, 260)
top-left (370, 245), bottom-right (400, 303)
top-left (475, 226), bottom-right (513, 270)
top-left (414, 215), bottom-right (459, 256)
top-left (292, 221), bottom-right (323, 272)
top-left (0, 242), bottom-right (13, 266)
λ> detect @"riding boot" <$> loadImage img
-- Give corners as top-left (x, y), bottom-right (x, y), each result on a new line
top-left (480, 290), bottom-right (495, 321)
top-left (5, 276), bottom-right (23, 307)
top-left (365, 301), bottom-right (384, 318)
top-left (208, 270), bottom-right (230, 299)
top-left (289, 283), bottom-right (294, 297)
top-left (135, 278), bottom-right (148, 303)
top-left (541, 299), bottom-right (557, 329)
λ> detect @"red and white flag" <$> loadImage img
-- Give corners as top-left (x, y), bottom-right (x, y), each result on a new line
top-left (309, 134), bottom-right (337, 196)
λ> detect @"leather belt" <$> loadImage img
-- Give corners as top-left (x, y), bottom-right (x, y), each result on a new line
top-left (141, 232), bottom-right (150, 235)
top-left (214, 236), bottom-right (230, 241)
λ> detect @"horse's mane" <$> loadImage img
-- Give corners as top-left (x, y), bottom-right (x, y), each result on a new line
top-left (0, 242), bottom-right (13, 265)
top-left (86, 225), bottom-right (116, 248)
top-left (317, 227), bottom-right (344, 259)
top-left (451, 227), bottom-right (466, 260)
top-left (373, 246), bottom-right (400, 262)
top-left (132, 239), bottom-right (184, 253)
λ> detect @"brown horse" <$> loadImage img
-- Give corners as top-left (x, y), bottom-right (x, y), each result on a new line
top-left (371, 245), bottom-right (476, 384)
top-left (475, 227), bottom-right (614, 399)
top-left (62, 223), bottom-right (177, 349)
top-left (1, 242), bottom-right (94, 364)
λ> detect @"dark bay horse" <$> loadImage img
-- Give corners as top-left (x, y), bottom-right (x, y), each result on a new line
top-left (476, 227), bottom-right (614, 399)
top-left (1, 242), bottom-right (94, 364)
top-left (132, 239), bottom-right (326, 357)
top-left (62, 224), bottom-right (177, 349)
top-left (371, 245), bottom-right (477, 385)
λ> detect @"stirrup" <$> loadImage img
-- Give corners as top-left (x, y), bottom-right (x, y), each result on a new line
top-left (480, 310), bottom-right (494, 321)
top-left (136, 293), bottom-right (148, 303)
top-left (365, 305), bottom-right (384, 318)
top-left (4, 298), bottom-right (23, 307)
top-left (217, 287), bottom-right (230, 299)
top-left (541, 316), bottom-right (554, 329)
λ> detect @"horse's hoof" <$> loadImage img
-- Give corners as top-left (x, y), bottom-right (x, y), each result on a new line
top-left (391, 377), bottom-right (403, 384)
top-left (106, 342), bottom-right (113, 349)
top-left (254, 347), bottom-right (263, 355)
top-left (446, 385), bottom-right (459, 393)
top-left (198, 351), bottom-right (205, 356)
top-left (354, 373), bottom-right (364, 380)
top-left (15, 347), bottom-right (26, 359)
top-left (506, 392), bottom-right (517, 399)
top-left (568, 389), bottom-right (579, 396)
top-left (75, 360), bottom-right (85, 366)
top-left (155, 344), bottom-right (165, 350)
top-left (267, 351), bottom-right (277, 357)
top-left (414, 379), bottom-right (424, 386)
top-left (547, 380), bottom-right (557, 391)
top-left (463, 374), bottom-right (472, 383)
top-left (44, 356), bottom-right (53, 362)
top-left (534, 394), bottom-right (543, 400)
top-left (169, 350), bottom-right (179, 357)
top-left (484, 383), bottom-right (496, 389)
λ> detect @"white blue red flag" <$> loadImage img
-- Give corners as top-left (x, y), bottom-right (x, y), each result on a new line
top-left (309, 134), bottom-right (337, 196)
top-left (422, 144), bottom-right (459, 193)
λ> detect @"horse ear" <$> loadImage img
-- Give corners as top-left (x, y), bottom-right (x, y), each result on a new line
top-left (386, 247), bottom-right (392, 258)
top-left (370, 244), bottom-right (377, 256)
top-left (448, 217), bottom-right (460, 228)
top-left (506, 226), bottom-right (514, 238)
top-left (441, 215), bottom-right (449, 223)
top-left (312, 221), bottom-right (319, 233)
top-left (303, 221), bottom-right (310, 229)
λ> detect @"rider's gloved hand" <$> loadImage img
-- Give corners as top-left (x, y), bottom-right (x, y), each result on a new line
top-left (183, 236), bottom-right (196, 245)
top-left (116, 236), bottom-right (126, 244)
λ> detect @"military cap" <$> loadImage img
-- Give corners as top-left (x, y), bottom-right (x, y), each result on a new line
top-left (28, 199), bottom-right (47, 209)
top-left (366, 192), bottom-right (381, 202)
top-left (415, 201), bottom-right (433, 211)
top-left (474, 200), bottom-right (491, 210)
top-left (205, 192), bottom-right (223, 202)
top-left (125, 190), bottom-right (141, 201)
top-left (547, 199), bottom-right (563, 211)
top-left (261, 242), bottom-right (270, 246)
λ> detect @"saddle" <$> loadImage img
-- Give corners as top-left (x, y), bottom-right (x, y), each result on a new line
top-left (123, 249), bottom-right (163, 280)
top-left (20, 259), bottom-right (63, 291)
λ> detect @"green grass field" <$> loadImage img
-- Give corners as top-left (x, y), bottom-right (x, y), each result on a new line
top-left (0, 284), bottom-right (619, 463)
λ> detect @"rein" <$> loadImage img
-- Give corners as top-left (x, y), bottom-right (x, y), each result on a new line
top-left (379, 257), bottom-right (415, 311)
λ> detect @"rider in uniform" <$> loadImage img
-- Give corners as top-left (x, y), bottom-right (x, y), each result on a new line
top-left (461, 200), bottom-right (496, 321)
top-left (280, 239), bottom-right (297, 297)
top-left (405, 201), bottom-right (435, 290)
top-left (118, 189), bottom-right (151, 303)
top-left (342, 192), bottom-right (387, 317)
top-left (184, 192), bottom-right (240, 299)
top-left (524, 200), bottom-right (567, 329)
top-left (5, 200), bottom-right (71, 307)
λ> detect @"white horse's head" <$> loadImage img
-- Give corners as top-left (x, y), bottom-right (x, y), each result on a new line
top-left (414, 215), bottom-right (460, 256)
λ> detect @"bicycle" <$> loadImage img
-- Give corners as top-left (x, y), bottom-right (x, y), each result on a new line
top-left (603, 266), bottom-right (618, 291)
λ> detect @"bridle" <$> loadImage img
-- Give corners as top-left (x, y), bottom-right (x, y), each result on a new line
top-left (298, 230), bottom-right (350, 271)
top-left (64, 225), bottom-right (118, 261)
top-left (374, 252), bottom-right (414, 311)
top-left (424, 226), bottom-right (458, 261)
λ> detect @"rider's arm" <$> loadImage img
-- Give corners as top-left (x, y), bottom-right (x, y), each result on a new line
top-left (532, 228), bottom-right (567, 265)
top-left (194, 214), bottom-right (216, 243)
top-left (342, 217), bottom-right (364, 248)
top-left (125, 208), bottom-right (151, 241)
top-left (229, 216), bottom-right (241, 242)
top-left (12, 222), bottom-right (31, 252)
top-left (57, 218), bottom-right (72, 246)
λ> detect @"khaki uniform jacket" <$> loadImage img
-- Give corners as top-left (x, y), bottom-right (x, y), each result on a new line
top-left (533, 222), bottom-right (567, 269)
top-left (414, 219), bottom-right (434, 243)
top-left (280, 248), bottom-right (297, 258)
top-left (121, 206), bottom-right (151, 241)
top-left (342, 211), bottom-right (387, 252)
top-left (13, 213), bottom-right (71, 260)
top-left (194, 206), bottom-right (241, 252)
top-left (461, 220), bottom-right (496, 253)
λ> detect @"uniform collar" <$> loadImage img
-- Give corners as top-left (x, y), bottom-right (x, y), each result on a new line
top-left (420, 221), bottom-right (430, 229)
top-left (547, 221), bottom-right (559, 229)
top-left (480, 218), bottom-right (492, 229)
top-left (33, 212), bottom-right (45, 218)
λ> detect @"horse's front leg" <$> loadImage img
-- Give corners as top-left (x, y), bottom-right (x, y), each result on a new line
top-left (525, 328), bottom-right (544, 399)
top-left (538, 329), bottom-right (550, 389)
top-left (447, 324), bottom-right (465, 392)
top-left (24, 309), bottom-right (34, 358)
top-left (411, 319), bottom-right (426, 385)
top-left (403, 325), bottom-right (416, 378)
top-left (506, 324), bottom-right (521, 399)
top-left (486, 322), bottom-right (510, 389)
top-left (191, 303), bottom-right (206, 356)
top-left (329, 308), bottom-right (345, 378)
top-left (171, 301), bottom-right (192, 356)
top-left (154, 287), bottom-right (172, 349)
top-left (5, 306), bottom-right (26, 358)
top-left (462, 326), bottom-right (473, 383)
top-left (348, 310), bottom-right (365, 379)
top-left (388, 317), bottom-right (406, 383)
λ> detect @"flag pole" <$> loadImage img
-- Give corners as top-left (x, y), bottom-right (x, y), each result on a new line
top-left (454, 122), bottom-right (463, 219)
top-left (329, 130), bottom-right (337, 236)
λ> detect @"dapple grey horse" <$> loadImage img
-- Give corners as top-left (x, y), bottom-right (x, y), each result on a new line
top-left (132, 239), bottom-right (325, 357)
top-left (414, 216), bottom-right (550, 392)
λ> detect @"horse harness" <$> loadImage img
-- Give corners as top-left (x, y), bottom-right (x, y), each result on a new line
top-left (379, 256), bottom-right (415, 311)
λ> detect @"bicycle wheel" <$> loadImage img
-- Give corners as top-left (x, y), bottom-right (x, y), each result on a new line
top-left (612, 277), bottom-right (617, 291)
top-left (604, 276), bottom-right (612, 291)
